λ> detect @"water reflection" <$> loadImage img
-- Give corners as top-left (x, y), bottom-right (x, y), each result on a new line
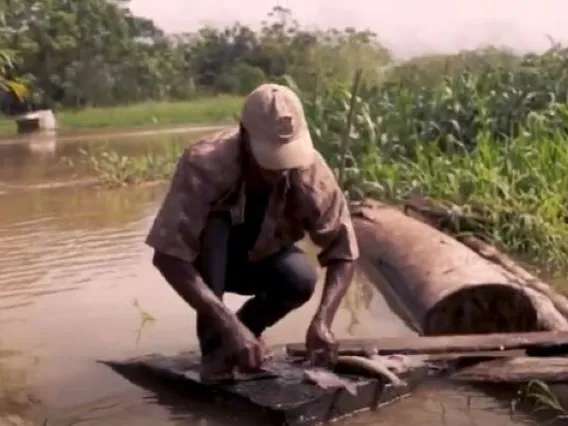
top-left (91, 362), bottom-right (280, 426)
top-left (343, 382), bottom-right (534, 425)
top-left (0, 348), bottom-right (41, 420)
top-left (25, 132), bottom-right (57, 156)
top-left (0, 184), bottom-right (165, 231)
top-left (0, 131), bottom-right (191, 186)
top-left (0, 185), bottom-right (166, 317)
top-left (342, 271), bottom-right (376, 335)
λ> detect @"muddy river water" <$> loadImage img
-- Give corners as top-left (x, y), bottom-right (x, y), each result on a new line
top-left (0, 130), bottom-right (536, 425)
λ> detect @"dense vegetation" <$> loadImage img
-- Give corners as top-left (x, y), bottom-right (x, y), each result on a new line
top-left (0, 1), bottom-right (386, 110)
top-left (0, 49), bottom-right (30, 114)
top-left (292, 46), bottom-right (568, 273)
top-left (5, 0), bottom-right (568, 273)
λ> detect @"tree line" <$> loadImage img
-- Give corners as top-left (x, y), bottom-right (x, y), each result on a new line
top-left (0, 0), bottom-right (390, 114)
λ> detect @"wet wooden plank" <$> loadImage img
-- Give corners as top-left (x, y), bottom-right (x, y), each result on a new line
top-left (450, 357), bottom-right (568, 383)
top-left (286, 331), bottom-right (568, 357)
top-left (425, 350), bottom-right (523, 361)
top-left (104, 351), bottom-right (432, 426)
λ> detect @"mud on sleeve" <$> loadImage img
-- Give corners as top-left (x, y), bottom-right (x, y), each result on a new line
top-left (301, 156), bottom-right (360, 266)
top-left (145, 151), bottom-right (219, 264)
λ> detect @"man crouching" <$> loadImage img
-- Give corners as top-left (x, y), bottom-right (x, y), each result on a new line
top-left (146, 83), bottom-right (359, 381)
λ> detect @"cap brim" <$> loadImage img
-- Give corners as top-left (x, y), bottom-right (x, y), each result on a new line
top-left (249, 129), bottom-right (315, 170)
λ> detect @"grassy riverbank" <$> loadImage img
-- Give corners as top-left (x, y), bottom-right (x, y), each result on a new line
top-left (79, 47), bottom-right (568, 277)
top-left (0, 95), bottom-right (243, 136)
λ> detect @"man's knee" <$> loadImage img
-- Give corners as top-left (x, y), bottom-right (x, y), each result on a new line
top-left (292, 268), bottom-right (317, 304)
top-left (274, 250), bottom-right (318, 304)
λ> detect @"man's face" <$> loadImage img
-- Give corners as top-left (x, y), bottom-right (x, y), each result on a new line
top-left (242, 128), bottom-right (287, 186)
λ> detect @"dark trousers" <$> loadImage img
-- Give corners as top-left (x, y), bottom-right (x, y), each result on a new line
top-left (195, 213), bottom-right (318, 354)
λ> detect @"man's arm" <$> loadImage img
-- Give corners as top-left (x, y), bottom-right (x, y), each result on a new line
top-left (146, 134), bottom-right (264, 370)
top-left (300, 154), bottom-right (360, 328)
top-left (152, 251), bottom-right (236, 332)
top-left (313, 259), bottom-right (355, 327)
top-left (302, 161), bottom-right (358, 364)
top-left (145, 147), bottom-right (238, 331)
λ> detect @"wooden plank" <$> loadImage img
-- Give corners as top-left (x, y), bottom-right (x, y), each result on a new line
top-left (450, 357), bottom-right (568, 383)
top-left (286, 331), bottom-right (568, 357)
top-left (103, 351), bottom-right (432, 426)
top-left (424, 350), bottom-right (524, 361)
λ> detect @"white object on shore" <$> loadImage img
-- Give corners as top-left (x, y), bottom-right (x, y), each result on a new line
top-left (14, 109), bottom-right (57, 134)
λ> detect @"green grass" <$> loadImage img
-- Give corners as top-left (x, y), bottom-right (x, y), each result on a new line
top-left (0, 95), bottom-right (244, 136)
top-left (74, 141), bottom-right (184, 185)
top-left (282, 66), bottom-right (568, 275)
top-left (352, 132), bottom-right (568, 274)
top-left (0, 118), bottom-right (15, 134)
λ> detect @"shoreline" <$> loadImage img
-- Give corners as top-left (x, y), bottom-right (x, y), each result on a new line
top-left (0, 124), bottom-right (230, 147)
top-left (0, 96), bottom-right (244, 137)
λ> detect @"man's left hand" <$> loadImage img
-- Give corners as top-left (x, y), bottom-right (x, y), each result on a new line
top-left (305, 317), bottom-right (338, 367)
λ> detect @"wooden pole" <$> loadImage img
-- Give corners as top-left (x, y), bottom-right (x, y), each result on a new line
top-left (337, 68), bottom-right (363, 189)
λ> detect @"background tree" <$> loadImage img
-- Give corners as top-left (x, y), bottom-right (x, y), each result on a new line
top-left (0, 1), bottom-right (390, 109)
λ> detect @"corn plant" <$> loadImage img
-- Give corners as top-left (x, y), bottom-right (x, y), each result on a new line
top-left (283, 46), bottom-right (568, 273)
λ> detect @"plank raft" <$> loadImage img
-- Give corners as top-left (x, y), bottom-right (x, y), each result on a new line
top-left (104, 349), bottom-right (432, 426)
top-left (103, 331), bottom-right (568, 425)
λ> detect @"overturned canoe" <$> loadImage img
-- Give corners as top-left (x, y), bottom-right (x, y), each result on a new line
top-left (349, 199), bottom-right (568, 334)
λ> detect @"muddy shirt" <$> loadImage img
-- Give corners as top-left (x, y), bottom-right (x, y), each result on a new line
top-left (145, 127), bottom-right (360, 266)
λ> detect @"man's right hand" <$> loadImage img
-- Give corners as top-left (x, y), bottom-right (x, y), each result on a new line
top-left (220, 318), bottom-right (263, 372)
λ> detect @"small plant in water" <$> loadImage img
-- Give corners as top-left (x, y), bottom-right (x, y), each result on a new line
top-left (79, 142), bottom-right (183, 186)
top-left (515, 380), bottom-right (568, 423)
top-left (133, 298), bottom-right (157, 345)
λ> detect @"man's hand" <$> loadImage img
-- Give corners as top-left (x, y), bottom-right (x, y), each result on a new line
top-left (306, 260), bottom-right (354, 366)
top-left (153, 251), bottom-right (264, 372)
top-left (220, 318), bottom-right (264, 372)
top-left (305, 317), bottom-right (338, 367)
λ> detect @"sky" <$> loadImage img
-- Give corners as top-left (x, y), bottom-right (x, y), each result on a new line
top-left (129, 0), bottom-right (567, 58)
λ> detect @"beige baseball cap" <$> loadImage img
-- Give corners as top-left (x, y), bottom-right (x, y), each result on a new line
top-left (240, 83), bottom-right (315, 170)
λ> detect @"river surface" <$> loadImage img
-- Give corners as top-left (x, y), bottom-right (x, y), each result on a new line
top-left (0, 130), bottom-right (536, 425)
